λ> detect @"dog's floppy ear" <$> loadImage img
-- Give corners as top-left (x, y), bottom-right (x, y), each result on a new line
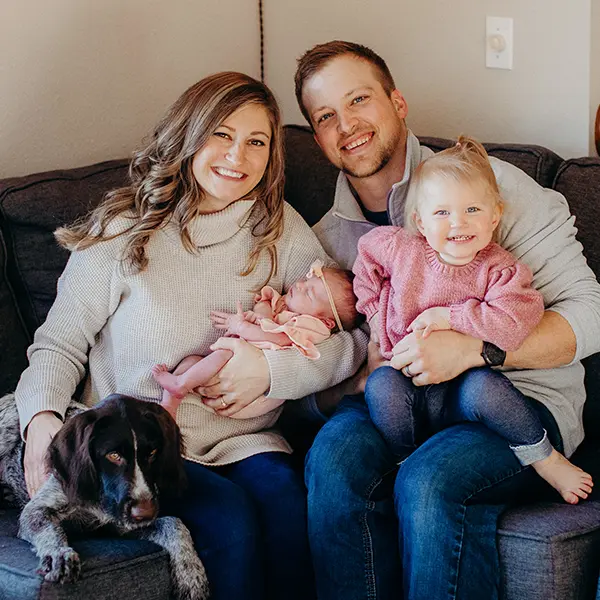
top-left (143, 403), bottom-right (187, 499)
top-left (48, 410), bottom-right (100, 505)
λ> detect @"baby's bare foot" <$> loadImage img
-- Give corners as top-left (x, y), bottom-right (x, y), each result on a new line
top-left (532, 449), bottom-right (594, 504)
top-left (151, 365), bottom-right (187, 399)
top-left (151, 364), bottom-right (168, 376)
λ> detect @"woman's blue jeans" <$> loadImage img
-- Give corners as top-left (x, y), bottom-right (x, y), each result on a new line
top-left (305, 393), bottom-right (562, 600)
top-left (166, 451), bottom-right (315, 600)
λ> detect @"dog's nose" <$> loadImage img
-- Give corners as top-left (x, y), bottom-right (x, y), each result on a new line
top-left (129, 499), bottom-right (157, 522)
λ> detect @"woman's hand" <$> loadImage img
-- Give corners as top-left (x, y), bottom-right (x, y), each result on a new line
top-left (407, 306), bottom-right (451, 338)
top-left (23, 411), bottom-right (63, 498)
top-left (198, 337), bottom-right (270, 417)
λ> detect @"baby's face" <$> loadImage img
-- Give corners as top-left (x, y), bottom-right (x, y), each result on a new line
top-left (285, 275), bottom-right (333, 318)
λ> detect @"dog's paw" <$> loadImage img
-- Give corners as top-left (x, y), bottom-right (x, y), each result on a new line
top-left (38, 547), bottom-right (81, 583)
top-left (171, 553), bottom-right (210, 600)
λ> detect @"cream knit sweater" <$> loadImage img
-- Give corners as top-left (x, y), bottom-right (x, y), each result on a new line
top-left (15, 200), bottom-right (367, 465)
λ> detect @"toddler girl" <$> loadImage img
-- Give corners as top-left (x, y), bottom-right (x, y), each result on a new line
top-left (353, 136), bottom-right (593, 504)
top-left (153, 260), bottom-right (361, 419)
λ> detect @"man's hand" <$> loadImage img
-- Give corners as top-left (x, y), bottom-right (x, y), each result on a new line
top-left (23, 411), bottom-right (63, 498)
top-left (198, 337), bottom-right (270, 417)
top-left (391, 329), bottom-right (484, 386)
top-left (407, 306), bottom-right (451, 338)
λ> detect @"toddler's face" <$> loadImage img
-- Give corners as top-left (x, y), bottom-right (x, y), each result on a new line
top-left (285, 275), bottom-right (333, 319)
top-left (415, 178), bottom-right (501, 266)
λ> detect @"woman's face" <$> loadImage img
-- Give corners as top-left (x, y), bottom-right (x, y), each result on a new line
top-left (192, 103), bottom-right (272, 213)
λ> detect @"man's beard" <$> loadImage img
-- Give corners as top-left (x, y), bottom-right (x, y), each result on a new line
top-left (340, 129), bottom-right (402, 179)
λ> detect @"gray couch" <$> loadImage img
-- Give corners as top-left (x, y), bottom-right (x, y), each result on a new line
top-left (1, 125), bottom-right (599, 599)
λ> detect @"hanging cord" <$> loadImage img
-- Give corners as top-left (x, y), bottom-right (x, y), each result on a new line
top-left (259, 0), bottom-right (265, 82)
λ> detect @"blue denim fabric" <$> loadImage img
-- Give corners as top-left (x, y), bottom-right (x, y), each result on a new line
top-left (366, 366), bottom-right (553, 465)
top-left (216, 452), bottom-right (315, 600)
top-left (449, 368), bottom-right (553, 464)
top-left (365, 366), bottom-right (447, 458)
top-left (166, 451), bottom-right (314, 600)
top-left (306, 395), bottom-right (402, 600)
top-left (306, 394), bottom-right (562, 600)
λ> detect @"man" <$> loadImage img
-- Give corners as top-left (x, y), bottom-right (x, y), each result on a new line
top-left (296, 40), bottom-right (600, 600)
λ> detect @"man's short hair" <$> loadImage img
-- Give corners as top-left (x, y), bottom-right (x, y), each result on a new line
top-left (294, 40), bottom-right (396, 126)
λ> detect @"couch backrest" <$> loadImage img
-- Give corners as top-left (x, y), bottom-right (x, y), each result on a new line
top-left (0, 160), bottom-right (129, 394)
top-left (283, 126), bottom-right (338, 226)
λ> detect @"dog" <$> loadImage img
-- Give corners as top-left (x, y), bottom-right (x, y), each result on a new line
top-left (0, 393), bottom-right (209, 600)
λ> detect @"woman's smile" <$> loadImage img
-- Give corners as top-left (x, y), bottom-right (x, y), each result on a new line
top-left (211, 166), bottom-right (246, 180)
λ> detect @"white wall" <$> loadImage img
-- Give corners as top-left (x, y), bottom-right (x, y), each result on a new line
top-left (265, 0), bottom-right (592, 159)
top-left (2, 0), bottom-right (595, 177)
top-left (0, 1), bottom-right (260, 177)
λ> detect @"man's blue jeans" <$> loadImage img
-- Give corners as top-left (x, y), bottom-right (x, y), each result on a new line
top-left (305, 394), bottom-right (562, 600)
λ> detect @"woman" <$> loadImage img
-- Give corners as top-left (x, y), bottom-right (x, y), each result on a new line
top-left (14, 72), bottom-right (366, 600)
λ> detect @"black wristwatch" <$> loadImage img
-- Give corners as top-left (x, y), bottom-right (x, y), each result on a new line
top-left (481, 341), bottom-right (506, 367)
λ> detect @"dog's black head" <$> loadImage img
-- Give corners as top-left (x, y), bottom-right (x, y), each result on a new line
top-left (47, 394), bottom-right (187, 529)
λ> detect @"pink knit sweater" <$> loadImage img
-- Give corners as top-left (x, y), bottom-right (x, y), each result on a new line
top-left (353, 226), bottom-right (545, 358)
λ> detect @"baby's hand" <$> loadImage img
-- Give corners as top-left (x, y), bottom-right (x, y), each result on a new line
top-left (243, 310), bottom-right (261, 325)
top-left (407, 307), bottom-right (451, 338)
top-left (210, 302), bottom-right (247, 335)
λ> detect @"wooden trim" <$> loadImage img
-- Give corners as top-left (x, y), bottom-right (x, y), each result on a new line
top-left (596, 104), bottom-right (600, 156)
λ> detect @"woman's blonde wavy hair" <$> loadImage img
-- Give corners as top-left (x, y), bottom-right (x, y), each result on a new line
top-left (55, 72), bottom-right (286, 286)
top-left (404, 136), bottom-right (503, 242)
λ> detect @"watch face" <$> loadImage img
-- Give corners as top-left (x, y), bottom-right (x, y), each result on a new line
top-left (483, 342), bottom-right (506, 366)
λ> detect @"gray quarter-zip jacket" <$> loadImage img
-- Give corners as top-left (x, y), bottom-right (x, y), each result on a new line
top-left (313, 130), bottom-right (600, 457)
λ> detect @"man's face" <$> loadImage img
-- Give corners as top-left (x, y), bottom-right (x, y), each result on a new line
top-left (301, 55), bottom-right (408, 179)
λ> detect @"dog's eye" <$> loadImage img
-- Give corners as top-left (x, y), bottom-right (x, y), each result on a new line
top-left (148, 449), bottom-right (158, 462)
top-left (106, 451), bottom-right (125, 465)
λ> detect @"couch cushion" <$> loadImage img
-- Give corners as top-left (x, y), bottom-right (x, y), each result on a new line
top-left (0, 160), bottom-right (130, 335)
top-left (498, 501), bottom-right (600, 600)
top-left (0, 229), bottom-right (30, 396)
top-left (418, 137), bottom-right (563, 188)
top-left (0, 509), bottom-right (171, 600)
top-left (552, 157), bottom-right (600, 440)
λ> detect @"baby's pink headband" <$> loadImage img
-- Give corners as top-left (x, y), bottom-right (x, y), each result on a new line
top-left (306, 260), bottom-right (344, 331)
